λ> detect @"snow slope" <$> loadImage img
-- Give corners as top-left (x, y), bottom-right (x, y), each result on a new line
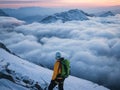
top-left (0, 79), bottom-right (29, 90)
top-left (0, 47), bottom-right (109, 90)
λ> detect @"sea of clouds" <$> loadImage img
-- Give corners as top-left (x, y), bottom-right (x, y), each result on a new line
top-left (0, 15), bottom-right (120, 90)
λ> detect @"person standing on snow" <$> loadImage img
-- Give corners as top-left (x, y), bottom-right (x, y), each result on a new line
top-left (48, 52), bottom-right (70, 90)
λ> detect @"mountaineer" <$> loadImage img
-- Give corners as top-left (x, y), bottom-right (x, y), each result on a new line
top-left (48, 52), bottom-right (70, 90)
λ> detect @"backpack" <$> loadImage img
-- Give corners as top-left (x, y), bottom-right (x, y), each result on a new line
top-left (59, 59), bottom-right (70, 78)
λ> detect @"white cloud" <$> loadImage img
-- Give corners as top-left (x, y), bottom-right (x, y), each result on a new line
top-left (0, 15), bottom-right (120, 89)
top-left (0, 17), bottom-right (25, 28)
top-left (8, 39), bottom-right (42, 55)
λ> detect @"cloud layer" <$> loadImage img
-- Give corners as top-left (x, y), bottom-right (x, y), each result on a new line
top-left (0, 15), bottom-right (120, 90)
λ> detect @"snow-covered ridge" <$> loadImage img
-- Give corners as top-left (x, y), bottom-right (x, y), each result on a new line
top-left (0, 43), bottom-right (109, 90)
top-left (99, 11), bottom-right (115, 17)
top-left (0, 9), bottom-right (8, 16)
top-left (40, 9), bottom-right (89, 23)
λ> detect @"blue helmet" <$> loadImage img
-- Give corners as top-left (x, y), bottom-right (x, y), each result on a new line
top-left (55, 52), bottom-right (61, 59)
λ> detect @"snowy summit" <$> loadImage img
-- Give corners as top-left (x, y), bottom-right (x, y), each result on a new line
top-left (0, 9), bottom-right (8, 16)
top-left (40, 9), bottom-right (89, 23)
top-left (99, 11), bottom-right (115, 17)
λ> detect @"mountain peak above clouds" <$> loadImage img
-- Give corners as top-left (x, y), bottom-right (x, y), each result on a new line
top-left (99, 11), bottom-right (115, 17)
top-left (40, 9), bottom-right (89, 23)
top-left (0, 9), bottom-right (8, 16)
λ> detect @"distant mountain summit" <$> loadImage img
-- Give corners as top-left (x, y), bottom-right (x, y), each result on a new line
top-left (40, 9), bottom-right (89, 23)
top-left (0, 9), bottom-right (8, 16)
top-left (100, 11), bottom-right (115, 17)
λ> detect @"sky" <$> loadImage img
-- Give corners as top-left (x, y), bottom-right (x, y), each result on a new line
top-left (0, 0), bottom-right (120, 8)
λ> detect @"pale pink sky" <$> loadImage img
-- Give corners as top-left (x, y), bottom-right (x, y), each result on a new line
top-left (0, 0), bottom-right (120, 8)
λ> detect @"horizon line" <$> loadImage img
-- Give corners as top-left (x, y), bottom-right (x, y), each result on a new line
top-left (0, 5), bottom-right (120, 9)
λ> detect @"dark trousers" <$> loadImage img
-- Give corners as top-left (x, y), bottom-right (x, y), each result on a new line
top-left (48, 79), bottom-right (64, 90)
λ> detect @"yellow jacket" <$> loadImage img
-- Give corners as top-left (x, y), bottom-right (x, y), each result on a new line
top-left (52, 60), bottom-right (62, 80)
